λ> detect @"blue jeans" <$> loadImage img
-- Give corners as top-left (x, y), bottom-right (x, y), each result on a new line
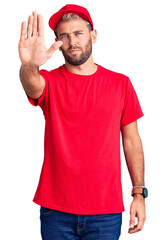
top-left (40, 206), bottom-right (122, 240)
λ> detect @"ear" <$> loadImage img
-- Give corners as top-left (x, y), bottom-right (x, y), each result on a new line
top-left (90, 29), bottom-right (97, 44)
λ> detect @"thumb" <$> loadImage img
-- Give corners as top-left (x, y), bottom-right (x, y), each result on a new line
top-left (47, 41), bottom-right (63, 58)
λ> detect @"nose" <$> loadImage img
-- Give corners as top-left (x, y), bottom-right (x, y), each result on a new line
top-left (69, 33), bottom-right (77, 46)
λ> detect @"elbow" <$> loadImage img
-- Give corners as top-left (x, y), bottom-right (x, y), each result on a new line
top-left (122, 135), bottom-right (143, 153)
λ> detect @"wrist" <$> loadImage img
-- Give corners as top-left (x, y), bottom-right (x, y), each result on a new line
top-left (133, 185), bottom-right (145, 189)
top-left (21, 64), bottom-right (39, 70)
top-left (131, 186), bottom-right (148, 198)
top-left (133, 193), bottom-right (145, 200)
top-left (20, 64), bottom-right (39, 79)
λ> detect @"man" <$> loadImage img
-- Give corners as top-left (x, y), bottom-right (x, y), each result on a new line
top-left (18, 4), bottom-right (147, 240)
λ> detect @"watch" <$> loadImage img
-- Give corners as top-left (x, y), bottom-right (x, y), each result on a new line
top-left (131, 186), bottom-right (148, 198)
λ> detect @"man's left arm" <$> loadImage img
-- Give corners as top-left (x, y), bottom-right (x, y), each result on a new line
top-left (121, 120), bottom-right (146, 234)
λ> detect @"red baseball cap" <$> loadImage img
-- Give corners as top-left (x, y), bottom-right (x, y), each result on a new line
top-left (49, 4), bottom-right (94, 31)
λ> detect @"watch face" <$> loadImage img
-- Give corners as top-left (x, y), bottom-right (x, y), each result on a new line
top-left (143, 188), bottom-right (148, 198)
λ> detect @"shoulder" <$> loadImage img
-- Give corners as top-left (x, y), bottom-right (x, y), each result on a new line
top-left (98, 65), bottom-right (129, 81)
top-left (50, 65), bottom-right (63, 76)
top-left (39, 65), bottom-right (63, 79)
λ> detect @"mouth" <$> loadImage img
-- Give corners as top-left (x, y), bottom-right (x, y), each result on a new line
top-left (68, 46), bottom-right (81, 52)
top-left (69, 49), bottom-right (81, 54)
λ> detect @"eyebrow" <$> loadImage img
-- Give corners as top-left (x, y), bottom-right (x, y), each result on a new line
top-left (59, 30), bottom-right (84, 38)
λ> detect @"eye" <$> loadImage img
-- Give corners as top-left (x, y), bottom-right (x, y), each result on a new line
top-left (59, 34), bottom-right (68, 40)
top-left (75, 32), bottom-right (83, 36)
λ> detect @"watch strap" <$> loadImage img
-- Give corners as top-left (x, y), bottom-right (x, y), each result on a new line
top-left (132, 187), bottom-right (143, 196)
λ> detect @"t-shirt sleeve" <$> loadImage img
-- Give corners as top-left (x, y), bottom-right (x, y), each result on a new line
top-left (120, 77), bottom-right (144, 126)
top-left (26, 69), bottom-right (49, 110)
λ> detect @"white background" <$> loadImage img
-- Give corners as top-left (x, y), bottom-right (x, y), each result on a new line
top-left (0, 0), bottom-right (166, 239)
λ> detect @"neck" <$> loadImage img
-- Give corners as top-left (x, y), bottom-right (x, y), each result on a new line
top-left (64, 55), bottom-right (97, 75)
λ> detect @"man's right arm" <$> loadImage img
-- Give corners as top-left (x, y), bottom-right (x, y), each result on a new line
top-left (20, 64), bottom-right (45, 99)
top-left (18, 11), bottom-right (62, 99)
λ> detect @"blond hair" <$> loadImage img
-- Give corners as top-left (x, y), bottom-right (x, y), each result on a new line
top-left (54, 13), bottom-right (93, 37)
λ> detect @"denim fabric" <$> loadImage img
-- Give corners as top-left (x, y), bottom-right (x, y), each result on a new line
top-left (40, 206), bottom-right (122, 240)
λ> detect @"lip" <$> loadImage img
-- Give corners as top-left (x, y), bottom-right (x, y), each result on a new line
top-left (69, 49), bottom-right (81, 54)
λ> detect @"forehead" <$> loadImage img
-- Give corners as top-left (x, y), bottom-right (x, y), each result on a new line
top-left (56, 19), bottom-right (89, 34)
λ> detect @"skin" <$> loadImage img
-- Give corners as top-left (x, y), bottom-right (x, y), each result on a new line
top-left (121, 121), bottom-right (146, 234)
top-left (55, 19), bottom-right (98, 75)
top-left (56, 20), bottom-right (93, 66)
top-left (18, 11), bottom-right (146, 234)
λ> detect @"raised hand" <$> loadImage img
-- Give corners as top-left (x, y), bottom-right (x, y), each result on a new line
top-left (18, 11), bottom-right (63, 67)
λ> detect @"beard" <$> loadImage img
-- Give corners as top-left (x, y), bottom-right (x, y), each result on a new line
top-left (60, 38), bottom-right (92, 66)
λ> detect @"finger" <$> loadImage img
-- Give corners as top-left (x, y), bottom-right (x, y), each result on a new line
top-left (136, 217), bottom-right (145, 232)
top-left (27, 15), bottom-right (33, 38)
top-left (47, 41), bottom-right (63, 58)
top-left (128, 224), bottom-right (138, 234)
top-left (32, 11), bottom-right (38, 36)
top-left (20, 21), bottom-right (26, 42)
top-left (37, 14), bottom-right (44, 37)
top-left (129, 212), bottom-right (135, 230)
top-left (128, 218), bottom-right (145, 234)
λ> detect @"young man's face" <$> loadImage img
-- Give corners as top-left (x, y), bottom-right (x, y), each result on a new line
top-left (56, 19), bottom-right (97, 66)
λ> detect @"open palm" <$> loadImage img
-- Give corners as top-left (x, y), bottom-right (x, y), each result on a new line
top-left (18, 11), bottom-right (62, 67)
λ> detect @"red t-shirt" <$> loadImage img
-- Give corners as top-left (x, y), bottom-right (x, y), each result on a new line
top-left (27, 64), bottom-right (144, 215)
